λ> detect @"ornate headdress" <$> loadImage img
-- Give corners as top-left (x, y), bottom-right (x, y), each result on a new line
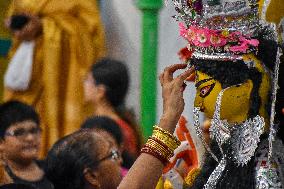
top-left (170, 0), bottom-right (276, 61)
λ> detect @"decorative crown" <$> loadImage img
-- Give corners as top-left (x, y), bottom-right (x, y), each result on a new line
top-left (170, 0), bottom-right (263, 60)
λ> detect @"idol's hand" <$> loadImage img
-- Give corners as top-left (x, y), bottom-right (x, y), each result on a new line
top-left (159, 64), bottom-right (194, 133)
top-left (12, 13), bottom-right (42, 41)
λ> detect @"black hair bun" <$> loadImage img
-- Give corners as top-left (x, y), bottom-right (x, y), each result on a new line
top-left (10, 15), bottom-right (30, 30)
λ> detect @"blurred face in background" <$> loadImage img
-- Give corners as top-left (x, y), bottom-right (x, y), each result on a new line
top-left (89, 133), bottom-right (123, 189)
top-left (83, 72), bottom-right (97, 103)
top-left (83, 72), bottom-right (105, 106)
top-left (0, 120), bottom-right (41, 163)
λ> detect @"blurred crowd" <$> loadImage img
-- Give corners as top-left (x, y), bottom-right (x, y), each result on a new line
top-left (0, 1), bottom-right (142, 188)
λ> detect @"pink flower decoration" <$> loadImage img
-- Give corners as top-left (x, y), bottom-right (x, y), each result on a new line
top-left (248, 39), bottom-right (259, 46)
top-left (230, 43), bottom-right (249, 53)
top-left (179, 22), bottom-right (188, 38)
top-left (227, 31), bottom-right (241, 41)
top-left (193, 28), bottom-right (211, 47)
top-left (230, 36), bottom-right (259, 53)
top-left (210, 33), bottom-right (227, 47)
top-left (239, 37), bottom-right (259, 47)
top-left (187, 26), bottom-right (198, 42)
top-left (218, 37), bottom-right (227, 46)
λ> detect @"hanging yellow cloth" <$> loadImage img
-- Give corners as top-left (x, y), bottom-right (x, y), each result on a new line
top-left (259, 0), bottom-right (284, 25)
top-left (0, 0), bottom-right (11, 39)
top-left (4, 0), bottom-right (105, 156)
top-left (266, 0), bottom-right (284, 25)
top-left (261, 0), bottom-right (284, 42)
top-left (0, 0), bottom-right (12, 100)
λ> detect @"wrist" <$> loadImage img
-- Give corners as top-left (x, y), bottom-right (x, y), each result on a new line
top-left (158, 114), bottom-right (179, 134)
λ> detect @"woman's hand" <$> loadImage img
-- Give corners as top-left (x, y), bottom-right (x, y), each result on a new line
top-left (118, 64), bottom-right (194, 189)
top-left (10, 13), bottom-right (42, 41)
top-left (159, 64), bottom-right (194, 133)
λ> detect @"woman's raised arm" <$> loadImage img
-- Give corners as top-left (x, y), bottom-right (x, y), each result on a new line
top-left (118, 64), bottom-right (194, 189)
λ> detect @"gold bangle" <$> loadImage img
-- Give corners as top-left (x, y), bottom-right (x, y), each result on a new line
top-left (153, 125), bottom-right (173, 136)
top-left (153, 129), bottom-right (180, 146)
top-left (152, 133), bottom-right (177, 151)
top-left (152, 130), bottom-right (180, 151)
top-left (153, 125), bottom-right (180, 145)
top-left (146, 139), bottom-right (174, 159)
top-left (149, 137), bottom-right (172, 152)
top-left (140, 124), bottom-right (181, 164)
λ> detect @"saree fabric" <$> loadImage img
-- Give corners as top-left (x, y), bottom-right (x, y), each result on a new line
top-left (4, 0), bottom-right (105, 155)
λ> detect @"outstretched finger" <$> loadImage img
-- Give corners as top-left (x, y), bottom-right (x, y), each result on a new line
top-left (185, 72), bottom-right (196, 82)
top-left (176, 67), bottom-right (195, 84)
top-left (159, 72), bottom-right (164, 85)
top-left (170, 68), bottom-right (194, 93)
top-left (163, 64), bottom-right (188, 82)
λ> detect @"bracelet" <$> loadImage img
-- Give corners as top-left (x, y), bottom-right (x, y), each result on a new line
top-left (143, 144), bottom-right (170, 161)
top-left (149, 137), bottom-right (172, 153)
top-left (140, 125), bottom-right (181, 165)
top-left (152, 126), bottom-right (180, 151)
top-left (152, 130), bottom-right (179, 151)
top-left (145, 140), bottom-right (174, 159)
top-left (153, 125), bottom-right (180, 146)
top-left (153, 125), bottom-right (174, 137)
top-left (141, 146), bottom-right (169, 165)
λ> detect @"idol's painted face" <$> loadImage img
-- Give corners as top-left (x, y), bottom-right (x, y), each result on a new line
top-left (194, 71), bottom-right (253, 124)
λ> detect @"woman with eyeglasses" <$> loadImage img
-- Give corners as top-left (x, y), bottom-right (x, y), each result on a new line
top-left (0, 101), bottom-right (53, 189)
top-left (80, 116), bottom-right (129, 177)
top-left (45, 129), bottom-right (123, 189)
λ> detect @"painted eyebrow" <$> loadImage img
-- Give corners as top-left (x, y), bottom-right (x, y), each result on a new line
top-left (195, 78), bottom-right (214, 88)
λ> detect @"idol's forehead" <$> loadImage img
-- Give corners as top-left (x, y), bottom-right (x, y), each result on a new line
top-left (195, 71), bottom-right (213, 84)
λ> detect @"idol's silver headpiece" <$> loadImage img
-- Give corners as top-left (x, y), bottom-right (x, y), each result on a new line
top-left (168, 0), bottom-right (277, 61)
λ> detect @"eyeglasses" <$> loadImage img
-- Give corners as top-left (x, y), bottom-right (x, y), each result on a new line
top-left (5, 127), bottom-right (42, 139)
top-left (95, 149), bottom-right (121, 165)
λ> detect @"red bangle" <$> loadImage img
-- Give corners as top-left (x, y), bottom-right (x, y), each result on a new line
top-left (143, 143), bottom-right (172, 160)
top-left (149, 136), bottom-right (173, 155)
top-left (140, 145), bottom-right (169, 165)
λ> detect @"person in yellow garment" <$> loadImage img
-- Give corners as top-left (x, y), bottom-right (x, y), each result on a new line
top-left (0, 0), bottom-right (12, 99)
top-left (3, 0), bottom-right (105, 155)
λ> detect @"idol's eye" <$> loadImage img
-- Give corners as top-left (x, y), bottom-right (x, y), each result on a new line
top-left (199, 83), bottom-right (215, 98)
